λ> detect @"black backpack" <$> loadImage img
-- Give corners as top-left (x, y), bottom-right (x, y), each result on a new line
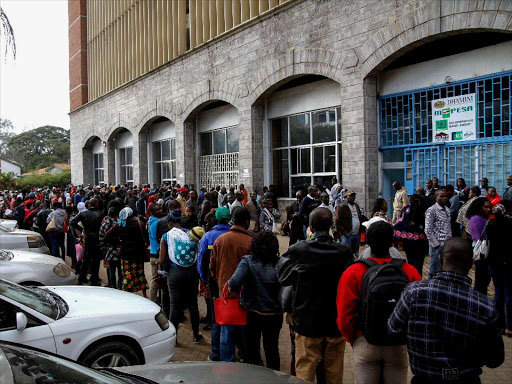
top-left (357, 258), bottom-right (409, 346)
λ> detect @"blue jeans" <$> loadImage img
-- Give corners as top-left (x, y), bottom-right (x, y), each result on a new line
top-left (489, 261), bottom-right (512, 330)
top-left (341, 234), bottom-right (360, 256)
top-left (210, 299), bottom-right (220, 361)
top-left (220, 325), bottom-right (246, 362)
top-left (49, 231), bottom-right (65, 259)
top-left (428, 245), bottom-right (443, 279)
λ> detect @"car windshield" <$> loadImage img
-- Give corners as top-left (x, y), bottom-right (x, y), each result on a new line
top-left (0, 280), bottom-right (58, 320)
top-left (0, 224), bottom-right (13, 233)
top-left (0, 250), bottom-right (14, 261)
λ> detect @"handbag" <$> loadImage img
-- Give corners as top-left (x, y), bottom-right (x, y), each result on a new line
top-left (46, 216), bottom-right (57, 232)
top-left (473, 220), bottom-right (490, 261)
top-left (213, 282), bottom-right (247, 326)
top-left (137, 219), bottom-right (151, 262)
top-left (75, 242), bottom-right (85, 262)
top-left (263, 208), bottom-right (280, 235)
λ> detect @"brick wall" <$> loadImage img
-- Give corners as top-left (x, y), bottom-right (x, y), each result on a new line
top-left (68, 0), bottom-right (88, 111)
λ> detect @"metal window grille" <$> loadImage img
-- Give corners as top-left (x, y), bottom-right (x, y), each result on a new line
top-left (380, 71), bottom-right (512, 147)
top-left (199, 153), bottom-right (239, 191)
top-left (404, 141), bottom-right (512, 193)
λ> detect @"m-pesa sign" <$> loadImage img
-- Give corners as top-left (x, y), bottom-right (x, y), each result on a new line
top-left (432, 94), bottom-right (476, 143)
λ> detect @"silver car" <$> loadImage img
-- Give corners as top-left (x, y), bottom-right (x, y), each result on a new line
top-left (0, 224), bottom-right (49, 254)
top-left (0, 250), bottom-right (76, 286)
top-left (0, 219), bottom-right (17, 231)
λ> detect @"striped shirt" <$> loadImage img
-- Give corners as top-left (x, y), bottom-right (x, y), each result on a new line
top-left (388, 271), bottom-right (504, 381)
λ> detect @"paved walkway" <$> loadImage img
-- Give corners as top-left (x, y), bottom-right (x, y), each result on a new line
top-left (92, 235), bottom-right (511, 383)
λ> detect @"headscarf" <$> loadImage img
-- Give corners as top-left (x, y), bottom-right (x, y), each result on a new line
top-left (167, 209), bottom-right (182, 223)
top-left (118, 207), bottom-right (133, 227)
top-left (77, 202), bottom-right (86, 212)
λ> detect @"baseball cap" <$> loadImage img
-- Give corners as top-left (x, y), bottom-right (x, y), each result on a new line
top-left (346, 190), bottom-right (356, 196)
top-left (215, 206), bottom-right (231, 222)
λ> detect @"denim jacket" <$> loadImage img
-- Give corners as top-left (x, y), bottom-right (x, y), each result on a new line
top-left (228, 254), bottom-right (282, 315)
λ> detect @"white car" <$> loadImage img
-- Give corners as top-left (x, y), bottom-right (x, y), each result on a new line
top-left (0, 225), bottom-right (49, 254)
top-left (0, 249), bottom-right (76, 286)
top-left (0, 219), bottom-right (17, 231)
top-left (0, 279), bottom-right (176, 368)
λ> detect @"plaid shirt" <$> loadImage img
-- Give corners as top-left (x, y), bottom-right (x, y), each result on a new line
top-left (424, 203), bottom-right (452, 248)
top-left (99, 216), bottom-right (119, 262)
top-left (388, 271), bottom-right (504, 381)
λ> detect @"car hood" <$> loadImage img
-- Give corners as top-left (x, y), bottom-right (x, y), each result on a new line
top-left (115, 362), bottom-right (308, 384)
top-left (44, 286), bottom-right (161, 318)
top-left (8, 250), bottom-right (61, 266)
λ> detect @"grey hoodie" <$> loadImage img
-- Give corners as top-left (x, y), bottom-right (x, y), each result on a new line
top-left (47, 208), bottom-right (66, 230)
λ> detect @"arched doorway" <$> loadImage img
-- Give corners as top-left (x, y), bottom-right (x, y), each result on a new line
top-left (82, 136), bottom-right (104, 186)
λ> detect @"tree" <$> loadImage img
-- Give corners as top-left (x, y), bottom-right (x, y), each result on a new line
top-left (0, 172), bottom-right (16, 190)
top-left (5, 126), bottom-right (70, 172)
top-left (0, 6), bottom-right (16, 61)
top-left (0, 118), bottom-right (15, 156)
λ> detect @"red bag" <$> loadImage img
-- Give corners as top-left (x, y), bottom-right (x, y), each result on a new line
top-left (214, 283), bottom-right (247, 326)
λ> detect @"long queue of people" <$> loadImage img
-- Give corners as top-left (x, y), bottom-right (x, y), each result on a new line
top-left (1, 176), bottom-right (510, 384)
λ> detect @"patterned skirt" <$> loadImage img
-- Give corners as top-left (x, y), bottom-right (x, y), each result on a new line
top-left (120, 259), bottom-right (148, 293)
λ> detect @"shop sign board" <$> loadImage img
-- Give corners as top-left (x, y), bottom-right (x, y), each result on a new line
top-left (432, 93), bottom-right (476, 143)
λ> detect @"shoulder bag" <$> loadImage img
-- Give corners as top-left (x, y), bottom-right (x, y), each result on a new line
top-left (46, 216), bottom-right (58, 232)
top-left (214, 283), bottom-right (248, 326)
top-left (473, 220), bottom-right (490, 261)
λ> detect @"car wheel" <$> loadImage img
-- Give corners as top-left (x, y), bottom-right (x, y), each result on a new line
top-left (79, 341), bottom-right (140, 368)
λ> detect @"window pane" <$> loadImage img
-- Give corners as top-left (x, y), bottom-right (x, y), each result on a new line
top-left (154, 163), bottom-right (162, 185)
top-left (99, 153), bottom-right (104, 168)
top-left (312, 110), bottom-right (336, 143)
top-left (272, 118), bottom-right (288, 148)
top-left (170, 139), bottom-right (176, 160)
top-left (292, 176), bottom-right (311, 194)
top-left (171, 161), bottom-right (176, 179)
top-left (126, 147), bottom-right (133, 165)
top-left (99, 170), bottom-right (104, 183)
top-left (201, 133), bottom-right (212, 156)
top-left (153, 142), bottom-right (161, 162)
top-left (127, 166), bottom-right (133, 181)
top-left (290, 114), bottom-right (310, 146)
top-left (313, 147), bottom-right (323, 173)
top-left (227, 128), bottom-right (239, 153)
top-left (93, 154), bottom-right (98, 169)
top-left (300, 147), bottom-right (311, 174)
top-left (213, 130), bottom-right (226, 154)
top-left (325, 145), bottom-right (336, 173)
top-left (338, 143), bottom-right (343, 182)
top-left (291, 148), bottom-right (298, 174)
top-left (314, 175), bottom-right (335, 190)
top-left (94, 170), bottom-right (99, 185)
top-left (120, 149), bottom-right (126, 166)
top-left (272, 150), bottom-right (289, 198)
top-left (336, 107), bottom-right (342, 141)
top-left (161, 140), bottom-right (171, 160)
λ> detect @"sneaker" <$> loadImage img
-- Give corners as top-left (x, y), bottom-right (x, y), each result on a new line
top-left (207, 353), bottom-right (219, 362)
top-left (193, 334), bottom-right (204, 344)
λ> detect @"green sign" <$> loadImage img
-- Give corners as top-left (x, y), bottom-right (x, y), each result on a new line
top-left (442, 109), bottom-right (451, 118)
top-left (436, 120), bottom-right (448, 131)
top-left (452, 131), bottom-right (463, 140)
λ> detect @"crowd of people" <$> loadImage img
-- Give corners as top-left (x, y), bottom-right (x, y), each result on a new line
top-left (0, 173), bottom-right (510, 384)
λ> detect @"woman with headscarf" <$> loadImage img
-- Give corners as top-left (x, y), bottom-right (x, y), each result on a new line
top-left (105, 207), bottom-right (148, 297)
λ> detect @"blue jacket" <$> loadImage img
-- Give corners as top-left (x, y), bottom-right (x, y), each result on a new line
top-left (197, 224), bottom-right (231, 282)
top-left (148, 215), bottom-right (160, 255)
top-left (228, 255), bottom-right (282, 315)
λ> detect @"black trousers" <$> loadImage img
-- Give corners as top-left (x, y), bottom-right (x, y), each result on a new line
top-left (246, 311), bottom-right (282, 370)
top-left (474, 259), bottom-right (491, 296)
top-left (79, 238), bottom-right (101, 284)
top-left (167, 266), bottom-right (200, 337)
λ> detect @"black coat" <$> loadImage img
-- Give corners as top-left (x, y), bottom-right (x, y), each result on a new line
top-left (105, 217), bottom-right (147, 261)
top-left (277, 233), bottom-right (353, 337)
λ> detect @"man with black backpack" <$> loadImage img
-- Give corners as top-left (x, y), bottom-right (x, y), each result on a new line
top-left (337, 220), bottom-right (421, 384)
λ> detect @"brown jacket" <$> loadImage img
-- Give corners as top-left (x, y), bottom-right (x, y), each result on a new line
top-left (209, 225), bottom-right (253, 298)
top-left (335, 201), bottom-right (364, 237)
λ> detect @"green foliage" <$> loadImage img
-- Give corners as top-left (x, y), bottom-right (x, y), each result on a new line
top-left (5, 125), bottom-right (70, 172)
top-left (0, 118), bottom-right (15, 156)
top-left (16, 171), bottom-right (71, 190)
top-left (0, 171), bottom-right (16, 190)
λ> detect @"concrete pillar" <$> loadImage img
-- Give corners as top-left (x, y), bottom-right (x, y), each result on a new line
top-left (82, 147), bottom-right (94, 185)
top-left (340, 76), bottom-right (378, 213)
top-left (104, 140), bottom-right (117, 186)
top-left (175, 120), bottom-right (197, 186)
top-left (136, 131), bottom-right (149, 185)
top-left (238, 102), bottom-right (265, 192)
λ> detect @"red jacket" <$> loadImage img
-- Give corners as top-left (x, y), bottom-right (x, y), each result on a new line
top-left (336, 257), bottom-right (421, 345)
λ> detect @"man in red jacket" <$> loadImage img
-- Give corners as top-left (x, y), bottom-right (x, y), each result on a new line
top-left (336, 221), bottom-right (421, 384)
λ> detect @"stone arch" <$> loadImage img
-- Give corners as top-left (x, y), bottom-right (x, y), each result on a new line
top-left (246, 48), bottom-right (354, 106)
top-left (358, 0), bottom-right (512, 78)
top-left (104, 119), bottom-right (132, 142)
top-left (82, 132), bottom-right (104, 148)
top-left (82, 135), bottom-right (104, 186)
top-left (179, 80), bottom-right (242, 124)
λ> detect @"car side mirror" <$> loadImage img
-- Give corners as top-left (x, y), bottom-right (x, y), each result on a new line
top-left (16, 312), bottom-right (27, 332)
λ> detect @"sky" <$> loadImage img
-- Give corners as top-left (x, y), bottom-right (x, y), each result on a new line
top-left (0, 0), bottom-right (69, 133)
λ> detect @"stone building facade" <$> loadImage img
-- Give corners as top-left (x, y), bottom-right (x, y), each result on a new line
top-left (70, 0), bottom-right (512, 211)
